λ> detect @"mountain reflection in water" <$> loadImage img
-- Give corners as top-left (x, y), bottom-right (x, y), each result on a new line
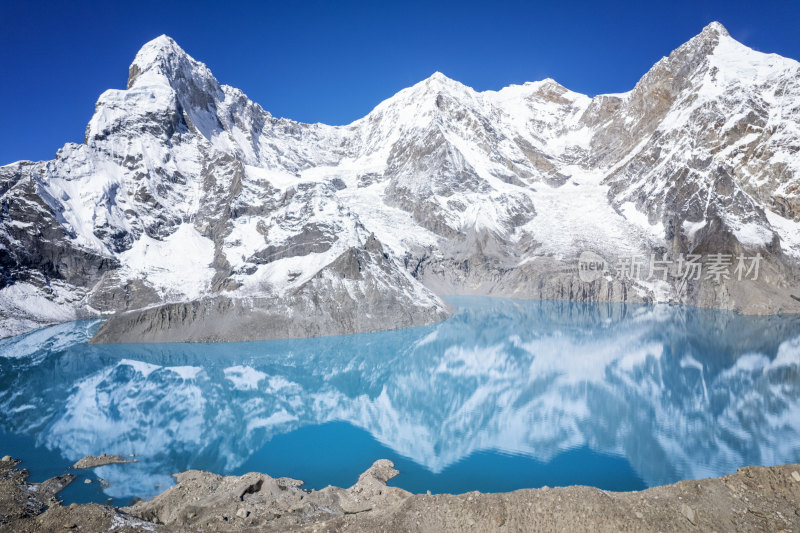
top-left (1, 297), bottom-right (799, 504)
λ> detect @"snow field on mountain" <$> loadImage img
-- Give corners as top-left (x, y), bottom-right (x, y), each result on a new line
top-left (118, 224), bottom-right (215, 300)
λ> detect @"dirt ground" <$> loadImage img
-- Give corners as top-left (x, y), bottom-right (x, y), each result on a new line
top-left (1, 455), bottom-right (798, 532)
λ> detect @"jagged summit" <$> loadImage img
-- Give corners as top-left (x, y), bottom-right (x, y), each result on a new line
top-left (2, 23), bottom-right (800, 341)
top-left (669, 21), bottom-right (731, 62)
top-left (118, 23), bottom-right (738, 130)
top-left (701, 20), bottom-right (730, 38)
top-left (128, 34), bottom-right (190, 88)
top-left (665, 22), bottom-right (732, 61)
top-left (126, 34), bottom-right (219, 100)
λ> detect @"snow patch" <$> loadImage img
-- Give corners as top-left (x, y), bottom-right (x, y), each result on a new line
top-left (118, 224), bottom-right (215, 301)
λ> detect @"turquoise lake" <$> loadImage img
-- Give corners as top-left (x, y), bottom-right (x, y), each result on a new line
top-left (1, 297), bottom-right (799, 506)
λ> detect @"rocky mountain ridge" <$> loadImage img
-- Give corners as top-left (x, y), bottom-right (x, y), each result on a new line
top-left (2, 21), bottom-right (800, 341)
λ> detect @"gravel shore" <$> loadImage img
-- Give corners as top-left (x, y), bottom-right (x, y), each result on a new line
top-left (1, 455), bottom-right (798, 532)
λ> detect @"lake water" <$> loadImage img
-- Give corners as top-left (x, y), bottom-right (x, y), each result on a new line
top-left (1, 297), bottom-right (799, 506)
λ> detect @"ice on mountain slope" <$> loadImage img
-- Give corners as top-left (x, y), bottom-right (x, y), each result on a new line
top-left (118, 224), bottom-right (215, 300)
top-left (1, 23), bottom-right (800, 340)
top-left (521, 166), bottom-right (658, 259)
top-left (766, 210), bottom-right (800, 260)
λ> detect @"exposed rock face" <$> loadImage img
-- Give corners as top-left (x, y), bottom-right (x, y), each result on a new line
top-left (2, 22), bottom-right (800, 341)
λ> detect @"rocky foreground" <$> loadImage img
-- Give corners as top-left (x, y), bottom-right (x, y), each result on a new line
top-left (1, 456), bottom-right (799, 532)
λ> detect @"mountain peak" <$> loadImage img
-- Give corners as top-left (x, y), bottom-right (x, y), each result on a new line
top-left (133, 35), bottom-right (186, 65)
top-left (669, 21), bottom-right (732, 60)
top-left (414, 71), bottom-right (473, 98)
top-left (678, 21), bottom-right (730, 56)
top-left (143, 34), bottom-right (180, 49)
top-left (701, 21), bottom-right (730, 38)
top-left (127, 35), bottom-right (193, 89)
top-left (421, 71), bottom-right (461, 87)
top-left (639, 21), bottom-right (734, 83)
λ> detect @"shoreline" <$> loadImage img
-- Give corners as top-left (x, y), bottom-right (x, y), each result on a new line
top-left (5, 294), bottom-right (800, 345)
top-left (1, 456), bottom-right (799, 532)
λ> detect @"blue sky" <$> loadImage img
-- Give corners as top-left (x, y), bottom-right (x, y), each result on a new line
top-left (1, 0), bottom-right (799, 165)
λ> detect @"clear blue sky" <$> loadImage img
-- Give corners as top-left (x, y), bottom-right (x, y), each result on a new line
top-left (1, 0), bottom-right (799, 165)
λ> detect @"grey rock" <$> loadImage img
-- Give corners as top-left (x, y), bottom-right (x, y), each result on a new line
top-left (73, 454), bottom-right (136, 469)
top-left (681, 502), bottom-right (697, 524)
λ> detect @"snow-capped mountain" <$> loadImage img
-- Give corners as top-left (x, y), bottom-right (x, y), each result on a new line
top-left (2, 22), bottom-right (800, 341)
